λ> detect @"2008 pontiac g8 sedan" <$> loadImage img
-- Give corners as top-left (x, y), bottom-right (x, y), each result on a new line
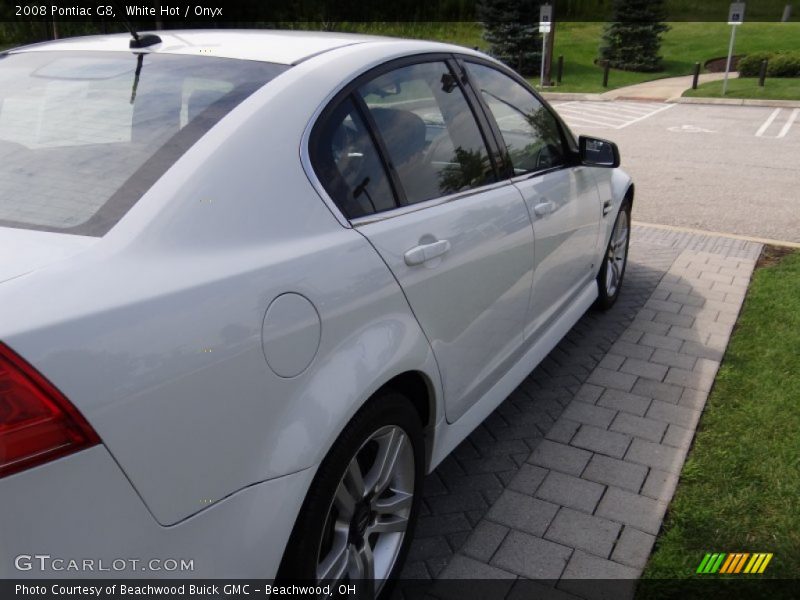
top-left (0, 30), bottom-right (632, 593)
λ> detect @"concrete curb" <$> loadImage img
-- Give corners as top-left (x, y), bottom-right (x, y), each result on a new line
top-left (542, 86), bottom-right (800, 109)
top-left (670, 96), bottom-right (800, 108)
top-left (632, 221), bottom-right (800, 249)
top-left (542, 93), bottom-right (800, 108)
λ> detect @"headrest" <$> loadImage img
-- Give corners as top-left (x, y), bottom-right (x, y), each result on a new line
top-left (369, 107), bottom-right (427, 165)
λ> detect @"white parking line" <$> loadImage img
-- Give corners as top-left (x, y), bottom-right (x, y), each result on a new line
top-left (600, 102), bottom-right (659, 115)
top-left (777, 108), bottom-right (799, 139)
top-left (562, 102), bottom-right (650, 116)
top-left (755, 108), bottom-right (781, 137)
top-left (555, 115), bottom-right (614, 128)
top-left (558, 105), bottom-right (634, 121)
top-left (555, 101), bottom-right (675, 130)
top-left (617, 103), bottom-right (676, 129)
top-left (556, 109), bottom-right (627, 125)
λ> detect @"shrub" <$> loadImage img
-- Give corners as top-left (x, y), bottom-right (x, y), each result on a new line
top-left (738, 51), bottom-right (800, 78)
top-left (768, 53), bottom-right (800, 78)
top-left (738, 51), bottom-right (774, 77)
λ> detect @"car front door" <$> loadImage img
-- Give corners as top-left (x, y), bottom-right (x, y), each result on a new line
top-left (464, 61), bottom-right (603, 339)
top-left (309, 58), bottom-right (535, 423)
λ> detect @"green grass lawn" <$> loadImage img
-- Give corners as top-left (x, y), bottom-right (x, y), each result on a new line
top-left (684, 77), bottom-right (800, 100)
top-left (4, 21), bottom-right (799, 97)
top-left (642, 248), bottom-right (800, 581)
top-left (550, 22), bottom-right (800, 92)
top-left (336, 21), bottom-right (800, 94)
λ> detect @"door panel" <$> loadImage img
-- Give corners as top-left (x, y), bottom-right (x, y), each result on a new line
top-left (464, 61), bottom-right (602, 338)
top-left (353, 60), bottom-right (535, 422)
top-left (357, 185), bottom-right (534, 422)
top-left (514, 167), bottom-right (601, 338)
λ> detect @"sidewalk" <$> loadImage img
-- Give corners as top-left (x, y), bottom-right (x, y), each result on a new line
top-left (399, 226), bottom-right (762, 598)
top-left (600, 72), bottom-right (733, 101)
top-left (541, 73), bottom-right (735, 103)
top-left (604, 72), bottom-right (800, 108)
top-left (541, 72), bottom-right (800, 108)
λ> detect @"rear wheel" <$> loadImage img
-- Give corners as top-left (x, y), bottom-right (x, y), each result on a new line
top-left (595, 201), bottom-right (631, 310)
top-left (278, 391), bottom-right (424, 599)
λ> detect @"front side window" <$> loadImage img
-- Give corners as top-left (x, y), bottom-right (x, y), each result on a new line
top-left (466, 62), bottom-right (567, 175)
top-left (0, 51), bottom-right (287, 236)
top-left (358, 61), bottom-right (495, 205)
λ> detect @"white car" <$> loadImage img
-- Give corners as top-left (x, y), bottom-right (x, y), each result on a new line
top-left (0, 30), bottom-right (632, 592)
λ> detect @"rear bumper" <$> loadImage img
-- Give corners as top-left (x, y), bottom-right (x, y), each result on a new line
top-left (0, 446), bottom-right (314, 578)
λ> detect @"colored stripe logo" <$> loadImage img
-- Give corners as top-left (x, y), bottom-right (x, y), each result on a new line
top-left (696, 553), bottom-right (773, 574)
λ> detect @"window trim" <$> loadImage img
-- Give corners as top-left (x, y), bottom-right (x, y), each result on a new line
top-left (304, 52), bottom-right (510, 225)
top-left (350, 92), bottom-right (409, 208)
top-left (349, 178), bottom-right (517, 227)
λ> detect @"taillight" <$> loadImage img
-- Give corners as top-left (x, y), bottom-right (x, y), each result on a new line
top-left (0, 343), bottom-right (99, 478)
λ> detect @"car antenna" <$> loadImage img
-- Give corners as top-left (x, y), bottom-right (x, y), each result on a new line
top-left (108, 2), bottom-right (160, 104)
top-left (130, 53), bottom-right (144, 104)
top-left (111, 1), bottom-right (162, 49)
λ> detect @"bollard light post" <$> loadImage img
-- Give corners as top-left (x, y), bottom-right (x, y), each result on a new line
top-left (758, 59), bottom-right (768, 87)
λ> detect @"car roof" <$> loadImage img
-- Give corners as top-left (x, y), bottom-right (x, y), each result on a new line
top-left (8, 29), bottom-right (422, 65)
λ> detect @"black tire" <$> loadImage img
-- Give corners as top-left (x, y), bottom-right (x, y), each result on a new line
top-left (595, 201), bottom-right (631, 311)
top-left (277, 390), bottom-right (424, 598)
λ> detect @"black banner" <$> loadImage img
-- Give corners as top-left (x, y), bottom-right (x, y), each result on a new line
top-left (3, 579), bottom-right (800, 600)
top-left (0, 0), bottom-right (798, 23)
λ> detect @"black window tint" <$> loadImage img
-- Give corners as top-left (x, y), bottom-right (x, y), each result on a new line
top-left (358, 61), bottom-right (495, 205)
top-left (310, 96), bottom-right (397, 219)
top-left (467, 63), bottom-right (566, 175)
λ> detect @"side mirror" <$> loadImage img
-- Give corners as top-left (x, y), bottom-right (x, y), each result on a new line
top-left (579, 135), bottom-right (620, 168)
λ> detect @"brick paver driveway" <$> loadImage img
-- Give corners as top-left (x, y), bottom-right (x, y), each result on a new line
top-left (398, 224), bottom-right (762, 597)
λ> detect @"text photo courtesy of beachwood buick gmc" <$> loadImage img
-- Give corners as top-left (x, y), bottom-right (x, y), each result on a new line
top-left (0, 30), bottom-right (631, 595)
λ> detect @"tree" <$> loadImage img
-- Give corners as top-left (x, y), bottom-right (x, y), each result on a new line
top-left (600, 0), bottom-right (669, 72)
top-left (478, 0), bottom-right (542, 77)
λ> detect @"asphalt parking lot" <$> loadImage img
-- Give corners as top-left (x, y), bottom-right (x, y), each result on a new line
top-left (552, 100), bottom-right (800, 243)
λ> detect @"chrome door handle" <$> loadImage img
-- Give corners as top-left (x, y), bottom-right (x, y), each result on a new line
top-left (533, 201), bottom-right (555, 217)
top-left (404, 239), bottom-right (451, 266)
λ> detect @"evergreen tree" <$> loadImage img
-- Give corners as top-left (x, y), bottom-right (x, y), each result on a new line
top-left (600, 0), bottom-right (669, 72)
top-left (477, 0), bottom-right (542, 77)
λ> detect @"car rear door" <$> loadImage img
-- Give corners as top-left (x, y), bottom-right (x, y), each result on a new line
top-left (463, 60), bottom-right (603, 339)
top-left (308, 57), bottom-right (535, 423)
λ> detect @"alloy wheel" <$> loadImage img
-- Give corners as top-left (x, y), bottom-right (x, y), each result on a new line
top-left (315, 425), bottom-right (415, 597)
top-left (605, 209), bottom-right (629, 297)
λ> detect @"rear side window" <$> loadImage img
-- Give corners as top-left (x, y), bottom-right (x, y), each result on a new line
top-left (466, 62), bottom-right (567, 175)
top-left (0, 51), bottom-right (287, 236)
top-left (358, 61), bottom-right (495, 205)
top-left (309, 96), bottom-right (397, 219)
